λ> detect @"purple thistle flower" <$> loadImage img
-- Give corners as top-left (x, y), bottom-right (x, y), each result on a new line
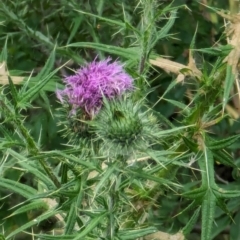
top-left (56, 58), bottom-right (134, 117)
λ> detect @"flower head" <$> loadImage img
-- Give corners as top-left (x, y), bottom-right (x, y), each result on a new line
top-left (56, 58), bottom-right (133, 117)
top-left (91, 97), bottom-right (159, 157)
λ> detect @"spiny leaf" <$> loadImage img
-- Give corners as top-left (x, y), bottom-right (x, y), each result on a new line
top-left (157, 124), bottom-right (194, 137)
top-left (74, 9), bottom-right (125, 28)
top-left (72, 212), bottom-right (108, 240)
top-left (182, 206), bottom-right (201, 235)
top-left (128, 169), bottom-right (181, 188)
top-left (151, 10), bottom-right (177, 46)
top-left (194, 45), bottom-right (233, 57)
top-left (0, 37), bottom-right (8, 62)
top-left (163, 98), bottom-right (190, 112)
top-left (7, 75), bottom-right (18, 108)
top-left (35, 235), bottom-right (74, 240)
top-left (7, 200), bottom-right (48, 218)
top-left (65, 175), bottom-right (85, 234)
top-left (176, 200), bottom-right (200, 217)
top-left (64, 198), bottom-right (77, 234)
top-left (182, 186), bottom-right (207, 200)
top-left (18, 62), bottom-right (64, 107)
top-left (93, 162), bottom-right (117, 200)
top-left (207, 134), bottom-right (240, 150)
top-left (211, 216), bottom-right (231, 239)
top-left (230, 211), bottom-right (240, 240)
top-left (199, 147), bottom-right (215, 187)
top-left (213, 188), bottom-right (240, 199)
top-left (39, 150), bottom-right (100, 171)
top-left (150, 79), bottom-right (184, 107)
top-left (201, 190), bottom-right (216, 240)
top-left (215, 197), bottom-right (232, 217)
top-left (67, 16), bottom-right (83, 44)
top-left (37, 47), bottom-right (56, 80)
top-left (18, 160), bottom-right (56, 190)
top-left (117, 226), bottom-right (158, 239)
top-left (197, 147), bottom-right (217, 240)
top-left (0, 178), bottom-right (37, 199)
top-left (189, 22), bottom-right (198, 51)
top-left (63, 42), bottom-right (139, 60)
top-left (6, 209), bottom-right (60, 239)
top-left (182, 136), bottom-right (198, 152)
top-left (7, 149), bottom-right (55, 189)
top-left (212, 150), bottom-right (237, 168)
top-left (223, 65), bottom-right (235, 111)
top-left (0, 2), bottom-right (54, 47)
top-left (0, 125), bottom-right (14, 140)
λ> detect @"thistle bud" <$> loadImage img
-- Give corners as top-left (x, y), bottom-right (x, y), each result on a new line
top-left (91, 98), bottom-right (159, 157)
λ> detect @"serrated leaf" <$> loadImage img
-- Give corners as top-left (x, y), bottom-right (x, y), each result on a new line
top-left (93, 162), bottom-right (117, 199)
top-left (18, 160), bottom-right (55, 190)
top-left (163, 98), bottom-right (189, 112)
top-left (176, 200), bottom-right (199, 217)
top-left (64, 198), bottom-right (77, 234)
top-left (207, 135), bottom-right (240, 150)
top-left (199, 147), bottom-right (215, 187)
top-left (7, 200), bottom-right (48, 218)
top-left (223, 65), bottom-right (235, 111)
top-left (37, 48), bottom-right (56, 80)
top-left (215, 197), bottom-right (231, 217)
top-left (75, 9), bottom-right (125, 28)
top-left (152, 109), bottom-right (175, 128)
top-left (0, 125), bottom-right (14, 140)
top-left (153, 79), bottom-right (179, 106)
top-left (0, 178), bottom-right (37, 199)
top-left (213, 188), bottom-right (240, 199)
top-left (0, 37), bottom-right (8, 62)
top-left (211, 216), bottom-right (230, 239)
top-left (18, 63), bottom-right (64, 107)
top-left (35, 235), bottom-right (74, 240)
top-left (182, 136), bottom-right (198, 151)
top-left (64, 42), bottom-right (139, 60)
top-left (194, 45), bottom-right (233, 56)
top-left (151, 10), bottom-right (177, 48)
top-left (67, 16), bottom-right (83, 44)
top-left (40, 150), bottom-right (99, 171)
top-left (157, 124), bottom-right (194, 136)
top-left (118, 226), bottom-right (158, 239)
top-left (230, 211), bottom-right (240, 240)
top-left (201, 190), bottom-right (216, 240)
top-left (182, 206), bottom-right (201, 235)
top-left (7, 148), bottom-right (55, 189)
top-left (72, 212), bottom-right (108, 239)
top-left (197, 147), bottom-right (217, 240)
top-left (7, 75), bottom-right (18, 108)
top-left (212, 150), bottom-right (237, 168)
top-left (128, 169), bottom-right (181, 188)
top-left (65, 175), bottom-right (85, 234)
top-left (190, 23), bottom-right (199, 51)
top-left (182, 187), bottom-right (207, 200)
top-left (6, 209), bottom-right (60, 239)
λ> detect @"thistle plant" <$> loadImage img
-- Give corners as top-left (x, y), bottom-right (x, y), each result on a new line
top-left (0, 1), bottom-right (240, 240)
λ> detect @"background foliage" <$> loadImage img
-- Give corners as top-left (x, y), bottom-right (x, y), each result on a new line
top-left (0, 0), bottom-right (239, 239)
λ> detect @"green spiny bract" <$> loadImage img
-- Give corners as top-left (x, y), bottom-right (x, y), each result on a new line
top-left (57, 104), bottom-right (95, 146)
top-left (91, 97), bottom-right (159, 157)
